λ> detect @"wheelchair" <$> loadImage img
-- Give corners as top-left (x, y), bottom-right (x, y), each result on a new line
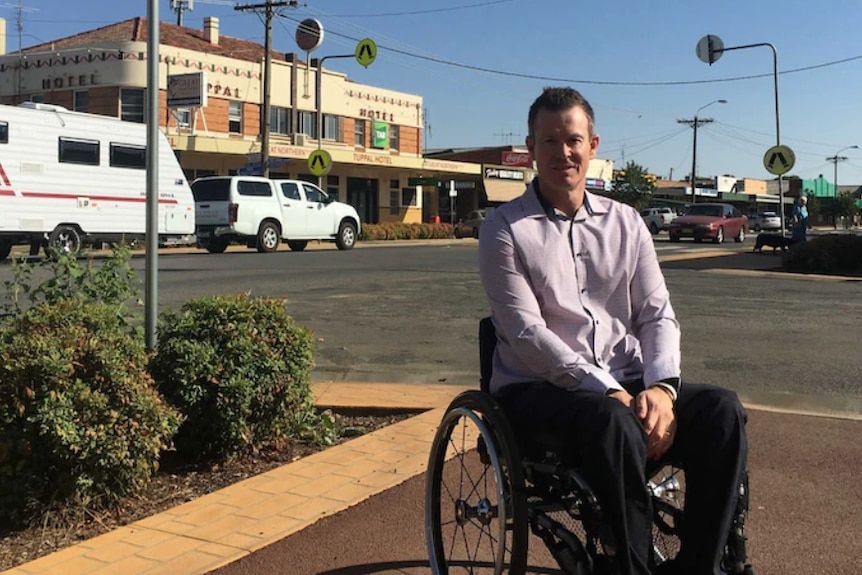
top-left (425, 318), bottom-right (753, 575)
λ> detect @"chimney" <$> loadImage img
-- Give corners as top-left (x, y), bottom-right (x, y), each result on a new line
top-left (203, 16), bottom-right (219, 45)
top-left (0, 18), bottom-right (6, 56)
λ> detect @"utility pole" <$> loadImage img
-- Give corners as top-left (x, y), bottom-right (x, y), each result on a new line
top-left (170, 0), bottom-right (193, 26)
top-left (677, 99), bottom-right (726, 203)
top-left (676, 117), bottom-right (713, 203)
top-left (235, 0), bottom-right (298, 178)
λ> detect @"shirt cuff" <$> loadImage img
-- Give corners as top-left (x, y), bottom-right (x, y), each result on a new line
top-left (576, 368), bottom-right (624, 395)
top-left (649, 378), bottom-right (680, 402)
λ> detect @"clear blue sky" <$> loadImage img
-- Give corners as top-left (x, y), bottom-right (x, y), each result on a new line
top-left (6, 0), bottom-right (862, 185)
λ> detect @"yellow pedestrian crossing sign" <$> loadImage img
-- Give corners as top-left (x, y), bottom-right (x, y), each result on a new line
top-left (763, 144), bottom-right (795, 176)
top-left (308, 149), bottom-right (332, 177)
top-left (355, 38), bottom-right (377, 68)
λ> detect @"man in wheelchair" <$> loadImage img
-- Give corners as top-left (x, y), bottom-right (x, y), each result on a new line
top-left (474, 87), bottom-right (753, 575)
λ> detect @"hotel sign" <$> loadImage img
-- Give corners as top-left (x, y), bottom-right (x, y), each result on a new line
top-left (167, 72), bottom-right (207, 108)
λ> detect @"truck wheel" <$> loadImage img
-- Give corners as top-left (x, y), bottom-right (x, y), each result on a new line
top-left (0, 241), bottom-right (11, 261)
top-left (257, 221), bottom-right (281, 253)
top-left (335, 221), bottom-right (357, 251)
top-left (48, 225), bottom-right (82, 256)
top-left (206, 238), bottom-right (228, 253)
top-left (649, 222), bottom-right (659, 235)
top-left (287, 240), bottom-right (308, 252)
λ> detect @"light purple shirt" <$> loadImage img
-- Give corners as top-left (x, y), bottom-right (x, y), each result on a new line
top-left (478, 181), bottom-right (681, 396)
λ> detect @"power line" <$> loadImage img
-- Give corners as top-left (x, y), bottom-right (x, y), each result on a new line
top-left (276, 13), bottom-right (862, 87)
top-left (309, 0), bottom-right (517, 18)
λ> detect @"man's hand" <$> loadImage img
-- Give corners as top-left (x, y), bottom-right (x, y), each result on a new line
top-left (606, 389), bottom-right (633, 408)
top-left (634, 386), bottom-right (676, 460)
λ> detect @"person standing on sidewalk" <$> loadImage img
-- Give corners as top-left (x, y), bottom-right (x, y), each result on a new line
top-left (791, 196), bottom-right (809, 242)
top-left (478, 86), bottom-right (751, 575)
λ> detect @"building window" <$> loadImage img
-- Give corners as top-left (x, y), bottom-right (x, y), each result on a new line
top-left (270, 106), bottom-right (291, 135)
top-left (323, 114), bottom-right (340, 141)
top-left (59, 137), bottom-right (100, 166)
top-left (229, 101), bottom-right (243, 134)
top-left (389, 191), bottom-right (399, 215)
top-left (401, 187), bottom-right (418, 207)
top-left (109, 143), bottom-right (146, 169)
top-left (0, 122), bottom-right (7, 144)
top-left (120, 89), bottom-right (145, 123)
top-left (354, 119), bottom-right (366, 146)
top-left (297, 111), bottom-right (316, 137)
top-left (389, 125), bottom-right (399, 151)
top-left (326, 175), bottom-right (340, 198)
top-left (176, 108), bottom-right (191, 129)
top-left (73, 91), bottom-right (89, 113)
top-left (30, 94), bottom-right (45, 104)
top-left (389, 179), bottom-right (399, 190)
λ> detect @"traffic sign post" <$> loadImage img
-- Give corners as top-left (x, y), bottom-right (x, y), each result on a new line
top-left (308, 149), bottom-right (332, 177)
top-left (355, 38), bottom-right (377, 68)
top-left (763, 145), bottom-right (795, 176)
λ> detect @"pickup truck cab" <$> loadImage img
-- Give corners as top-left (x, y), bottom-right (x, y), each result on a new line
top-left (191, 176), bottom-right (361, 253)
top-left (640, 207), bottom-right (676, 235)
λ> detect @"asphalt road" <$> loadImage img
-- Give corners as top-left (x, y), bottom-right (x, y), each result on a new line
top-left (2, 239), bottom-right (859, 416)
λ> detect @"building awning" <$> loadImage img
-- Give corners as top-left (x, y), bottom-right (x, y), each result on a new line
top-left (483, 179), bottom-right (527, 203)
top-left (720, 192), bottom-right (749, 201)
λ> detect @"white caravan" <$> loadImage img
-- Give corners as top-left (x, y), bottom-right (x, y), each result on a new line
top-left (0, 102), bottom-right (195, 260)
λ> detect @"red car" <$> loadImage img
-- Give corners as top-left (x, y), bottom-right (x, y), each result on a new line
top-left (668, 203), bottom-right (748, 244)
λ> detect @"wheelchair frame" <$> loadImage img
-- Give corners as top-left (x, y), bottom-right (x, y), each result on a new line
top-left (424, 317), bottom-right (751, 575)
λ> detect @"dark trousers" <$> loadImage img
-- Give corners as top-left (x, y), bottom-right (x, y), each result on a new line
top-left (494, 380), bottom-right (748, 575)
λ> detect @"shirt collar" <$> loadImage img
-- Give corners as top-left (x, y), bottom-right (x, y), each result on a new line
top-left (527, 178), bottom-right (608, 220)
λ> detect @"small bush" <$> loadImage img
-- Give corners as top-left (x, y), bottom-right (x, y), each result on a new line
top-left (150, 294), bottom-right (322, 461)
top-left (782, 234), bottom-right (862, 276)
top-left (359, 223), bottom-right (454, 241)
top-left (0, 299), bottom-right (180, 526)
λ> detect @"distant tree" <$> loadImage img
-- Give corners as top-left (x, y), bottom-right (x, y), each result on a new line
top-left (609, 161), bottom-right (656, 210)
top-left (821, 192), bottom-right (858, 228)
top-left (805, 194), bottom-right (821, 222)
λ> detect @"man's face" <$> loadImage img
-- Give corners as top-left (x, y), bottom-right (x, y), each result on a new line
top-left (526, 105), bottom-right (599, 197)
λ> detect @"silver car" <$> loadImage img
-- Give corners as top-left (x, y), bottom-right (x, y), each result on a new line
top-left (749, 211), bottom-right (782, 232)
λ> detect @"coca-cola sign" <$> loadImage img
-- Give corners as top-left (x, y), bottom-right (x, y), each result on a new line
top-left (501, 151), bottom-right (533, 167)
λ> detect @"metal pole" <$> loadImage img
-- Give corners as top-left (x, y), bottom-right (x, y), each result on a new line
top-left (314, 54), bottom-right (352, 187)
top-left (145, 0), bottom-right (159, 351)
top-left (261, 2), bottom-right (273, 178)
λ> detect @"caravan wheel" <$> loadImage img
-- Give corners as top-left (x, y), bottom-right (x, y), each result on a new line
top-left (48, 225), bottom-right (82, 257)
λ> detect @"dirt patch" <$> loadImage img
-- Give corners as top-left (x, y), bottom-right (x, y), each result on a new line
top-left (0, 411), bottom-right (415, 571)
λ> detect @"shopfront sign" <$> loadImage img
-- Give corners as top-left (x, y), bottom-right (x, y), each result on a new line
top-left (484, 167), bottom-right (525, 180)
top-left (372, 121), bottom-right (389, 149)
top-left (501, 151), bottom-right (533, 167)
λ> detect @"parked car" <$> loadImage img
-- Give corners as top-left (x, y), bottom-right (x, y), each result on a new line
top-left (453, 209), bottom-right (487, 239)
top-left (640, 207), bottom-right (676, 234)
top-left (668, 203), bottom-right (748, 244)
top-left (192, 176), bottom-right (361, 253)
top-left (748, 211), bottom-right (782, 232)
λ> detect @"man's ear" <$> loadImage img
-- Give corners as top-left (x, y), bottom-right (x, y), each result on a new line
top-left (525, 136), bottom-right (535, 160)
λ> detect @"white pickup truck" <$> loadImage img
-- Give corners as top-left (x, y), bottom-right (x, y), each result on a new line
top-left (640, 207), bottom-right (676, 235)
top-left (191, 176), bottom-right (361, 253)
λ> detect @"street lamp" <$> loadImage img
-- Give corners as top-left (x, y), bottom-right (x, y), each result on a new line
top-left (679, 99), bottom-right (727, 203)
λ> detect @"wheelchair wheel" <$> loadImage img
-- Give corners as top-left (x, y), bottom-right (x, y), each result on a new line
top-left (649, 463), bottom-right (685, 566)
top-left (426, 391), bottom-right (528, 575)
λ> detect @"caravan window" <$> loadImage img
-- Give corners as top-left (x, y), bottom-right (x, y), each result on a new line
top-left (59, 137), bottom-right (100, 166)
top-left (0, 122), bottom-right (7, 144)
top-left (110, 143), bottom-right (146, 169)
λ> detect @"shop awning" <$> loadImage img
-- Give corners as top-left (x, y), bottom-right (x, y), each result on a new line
top-left (483, 179), bottom-right (527, 203)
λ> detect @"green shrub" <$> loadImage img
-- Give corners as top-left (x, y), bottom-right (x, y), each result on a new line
top-left (359, 222), bottom-right (454, 241)
top-left (0, 299), bottom-right (180, 526)
top-left (150, 294), bottom-right (322, 461)
top-left (1, 244), bottom-right (141, 329)
top-left (782, 234), bottom-right (862, 276)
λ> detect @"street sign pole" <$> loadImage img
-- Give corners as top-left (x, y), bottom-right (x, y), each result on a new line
top-left (697, 35), bottom-right (784, 233)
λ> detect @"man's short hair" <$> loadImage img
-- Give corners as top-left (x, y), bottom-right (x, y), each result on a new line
top-left (527, 87), bottom-right (596, 140)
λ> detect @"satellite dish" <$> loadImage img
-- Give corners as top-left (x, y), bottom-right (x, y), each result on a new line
top-left (296, 18), bottom-right (324, 52)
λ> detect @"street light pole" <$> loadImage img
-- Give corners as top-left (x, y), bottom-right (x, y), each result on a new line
top-left (678, 99), bottom-right (726, 203)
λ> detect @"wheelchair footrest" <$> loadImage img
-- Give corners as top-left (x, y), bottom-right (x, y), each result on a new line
top-left (532, 512), bottom-right (593, 575)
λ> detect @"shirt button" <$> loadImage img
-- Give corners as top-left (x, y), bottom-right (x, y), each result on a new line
top-left (581, 288), bottom-right (586, 294)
